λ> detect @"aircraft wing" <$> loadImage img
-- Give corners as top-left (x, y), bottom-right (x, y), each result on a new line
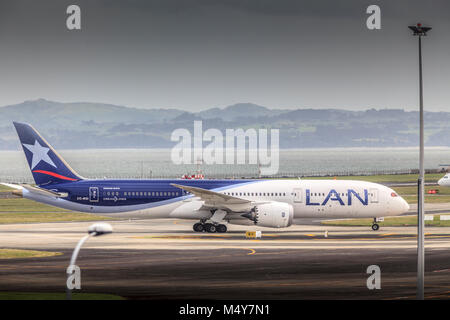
top-left (1, 183), bottom-right (66, 198)
top-left (171, 183), bottom-right (259, 212)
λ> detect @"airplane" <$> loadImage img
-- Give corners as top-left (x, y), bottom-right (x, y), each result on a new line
top-left (2, 122), bottom-right (410, 233)
top-left (438, 173), bottom-right (450, 186)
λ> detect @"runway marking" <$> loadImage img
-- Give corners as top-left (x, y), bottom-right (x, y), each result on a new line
top-left (136, 234), bottom-right (233, 240)
top-left (131, 233), bottom-right (450, 243)
top-left (247, 249), bottom-right (256, 255)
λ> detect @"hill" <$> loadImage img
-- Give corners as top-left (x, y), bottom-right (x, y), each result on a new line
top-left (0, 99), bottom-right (449, 149)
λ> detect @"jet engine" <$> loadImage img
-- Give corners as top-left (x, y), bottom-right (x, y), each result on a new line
top-left (240, 201), bottom-right (294, 228)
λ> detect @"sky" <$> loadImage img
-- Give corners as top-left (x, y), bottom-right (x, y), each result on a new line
top-left (0, 0), bottom-right (449, 111)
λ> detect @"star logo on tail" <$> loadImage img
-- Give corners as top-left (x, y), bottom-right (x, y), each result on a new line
top-left (22, 140), bottom-right (57, 169)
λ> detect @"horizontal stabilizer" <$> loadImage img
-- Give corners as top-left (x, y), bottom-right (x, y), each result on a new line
top-left (1, 183), bottom-right (66, 198)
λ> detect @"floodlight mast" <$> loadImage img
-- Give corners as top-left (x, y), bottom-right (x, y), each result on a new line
top-left (408, 23), bottom-right (431, 300)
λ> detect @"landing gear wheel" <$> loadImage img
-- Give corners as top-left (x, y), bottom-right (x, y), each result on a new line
top-left (204, 223), bottom-right (217, 233)
top-left (216, 224), bottom-right (227, 233)
top-left (372, 223), bottom-right (380, 231)
top-left (193, 223), bottom-right (204, 232)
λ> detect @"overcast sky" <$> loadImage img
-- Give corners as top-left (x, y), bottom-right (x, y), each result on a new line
top-left (0, 0), bottom-right (449, 111)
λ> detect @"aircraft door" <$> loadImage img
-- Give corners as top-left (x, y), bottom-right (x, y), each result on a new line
top-left (293, 188), bottom-right (303, 203)
top-left (370, 188), bottom-right (379, 203)
top-left (89, 187), bottom-right (99, 202)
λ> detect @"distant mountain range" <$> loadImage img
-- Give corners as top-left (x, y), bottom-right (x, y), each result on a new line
top-left (0, 99), bottom-right (449, 149)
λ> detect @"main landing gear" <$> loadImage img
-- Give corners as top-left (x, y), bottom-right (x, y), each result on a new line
top-left (193, 222), bottom-right (227, 233)
top-left (193, 210), bottom-right (228, 233)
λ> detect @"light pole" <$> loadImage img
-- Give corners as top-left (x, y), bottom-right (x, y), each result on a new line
top-left (66, 223), bottom-right (113, 300)
top-left (408, 23), bottom-right (431, 300)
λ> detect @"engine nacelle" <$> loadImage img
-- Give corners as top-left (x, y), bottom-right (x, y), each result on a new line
top-left (241, 202), bottom-right (293, 228)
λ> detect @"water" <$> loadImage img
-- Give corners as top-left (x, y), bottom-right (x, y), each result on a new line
top-left (1, 147), bottom-right (450, 183)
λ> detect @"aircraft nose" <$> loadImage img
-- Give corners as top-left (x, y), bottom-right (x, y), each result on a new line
top-left (401, 197), bottom-right (410, 212)
top-left (438, 178), bottom-right (444, 186)
top-left (395, 196), bottom-right (410, 214)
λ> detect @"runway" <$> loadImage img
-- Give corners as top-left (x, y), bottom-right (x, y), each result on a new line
top-left (1, 219), bottom-right (450, 299)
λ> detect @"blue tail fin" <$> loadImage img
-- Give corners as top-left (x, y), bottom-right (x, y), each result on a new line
top-left (13, 122), bottom-right (83, 186)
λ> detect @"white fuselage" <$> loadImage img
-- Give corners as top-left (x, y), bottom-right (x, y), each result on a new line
top-left (438, 174), bottom-right (450, 187)
top-left (22, 180), bottom-right (410, 225)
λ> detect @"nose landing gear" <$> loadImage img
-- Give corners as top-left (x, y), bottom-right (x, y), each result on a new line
top-left (371, 217), bottom-right (382, 231)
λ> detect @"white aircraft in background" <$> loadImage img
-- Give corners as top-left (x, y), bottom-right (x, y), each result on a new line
top-left (4, 122), bottom-right (410, 232)
top-left (438, 173), bottom-right (450, 186)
